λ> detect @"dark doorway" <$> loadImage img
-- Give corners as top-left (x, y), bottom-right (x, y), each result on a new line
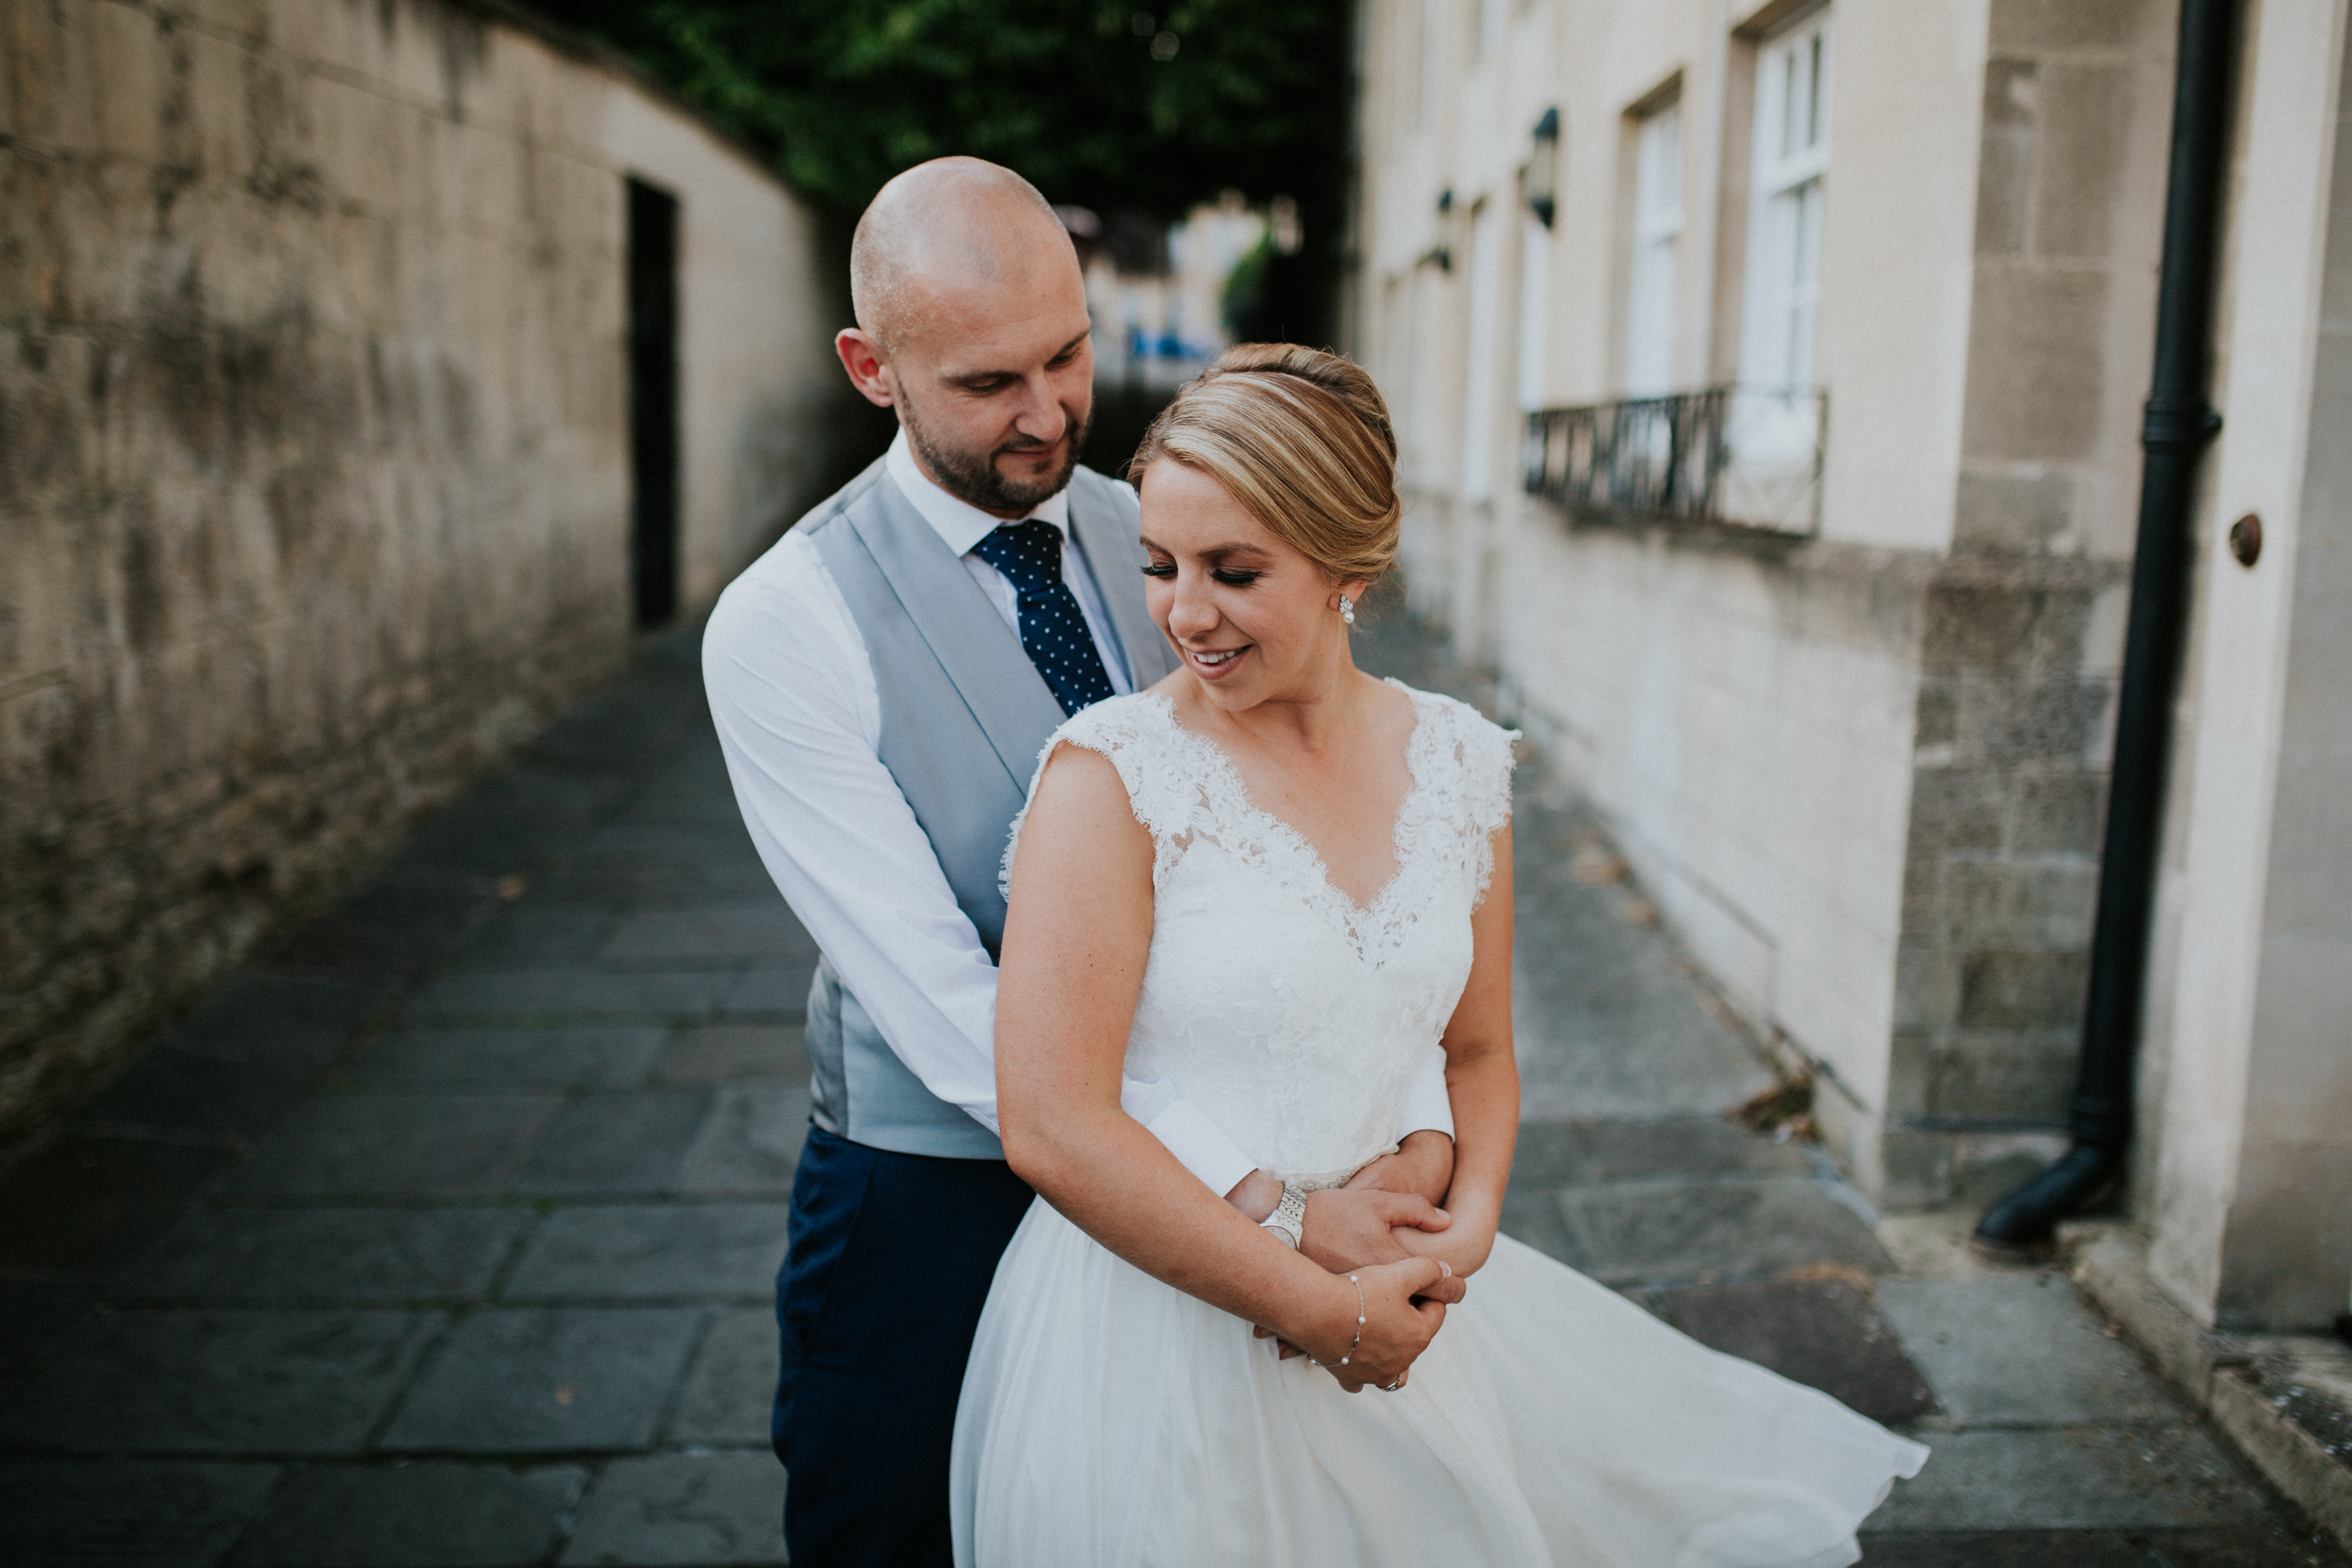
top-left (627, 178), bottom-right (680, 626)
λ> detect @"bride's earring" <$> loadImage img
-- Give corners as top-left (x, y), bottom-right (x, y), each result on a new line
top-left (1338, 595), bottom-right (1355, 626)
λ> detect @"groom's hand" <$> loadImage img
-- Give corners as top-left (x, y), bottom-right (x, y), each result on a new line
top-left (1300, 1188), bottom-right (1451, 1275)
top-left (1343, 1130), bottom-right (1455, 1208)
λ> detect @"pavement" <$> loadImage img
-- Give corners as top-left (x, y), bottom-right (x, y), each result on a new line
top-left (0, 606), bottom-right (2344, 1567)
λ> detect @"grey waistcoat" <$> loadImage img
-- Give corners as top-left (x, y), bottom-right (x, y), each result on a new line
top-left (801, 458), bottom-right (1179, 1160)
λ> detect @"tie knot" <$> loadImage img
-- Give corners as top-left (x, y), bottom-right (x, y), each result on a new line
top-left (971, 519), bottom-right (1064, 592)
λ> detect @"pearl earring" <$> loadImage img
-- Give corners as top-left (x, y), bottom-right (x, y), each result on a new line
top-left (1339, 596), bottom-right (1356, 626)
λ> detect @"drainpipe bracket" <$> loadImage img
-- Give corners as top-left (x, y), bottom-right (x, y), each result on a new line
top-left (2142, 395), bottom-right (2223, 451)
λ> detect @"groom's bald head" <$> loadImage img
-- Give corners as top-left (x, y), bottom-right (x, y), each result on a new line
top-left (851, 158), bottom-right (1077, 354)
top-left (835, 157), bottom-right (1096, 517)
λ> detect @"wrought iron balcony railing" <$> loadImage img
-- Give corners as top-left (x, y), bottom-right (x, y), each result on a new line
top-left (1522, 386), bottom-right (1825, 534)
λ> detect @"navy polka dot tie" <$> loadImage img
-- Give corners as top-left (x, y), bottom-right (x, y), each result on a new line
top-left (971, 520), bottom-right (1117, 718)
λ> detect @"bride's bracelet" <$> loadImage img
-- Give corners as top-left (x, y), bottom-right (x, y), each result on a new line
top-left (1308, 1273), bottom-right (1365, 1369)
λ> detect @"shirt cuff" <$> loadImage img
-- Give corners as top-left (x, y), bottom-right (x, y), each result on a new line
top-left (1395, 1048), bottom-right (1455, 1142)
top-left (1132, 1093), bottom-right (1259, 1200)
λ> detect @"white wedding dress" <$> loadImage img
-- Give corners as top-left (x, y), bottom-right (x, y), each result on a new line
top-left (950, 682), bottom-right (1927, 1567)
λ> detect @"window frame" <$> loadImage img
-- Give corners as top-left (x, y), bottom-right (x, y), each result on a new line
top-left (1738, 5), bottom-right (1834, 396)
top-left (1623, 99), bottom-right (1686, 397)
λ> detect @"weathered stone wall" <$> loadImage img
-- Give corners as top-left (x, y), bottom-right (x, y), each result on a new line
top-left (1879, 0), bottom-right (2175, 1207)
top-left (0, 0), bottom-right (836, 1144)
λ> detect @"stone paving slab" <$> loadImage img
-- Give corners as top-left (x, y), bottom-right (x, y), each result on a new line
top-left (158, 971), bottom-right (400, 1070)
top-left (720, 969), bottom-right (816, 1018)
top-left (349, 1028), bottom-right (671, 1091)
top-left (516, 682), bottom-right (708, 772)
top-left (608, 743), bottom-right (741, 826)
top-left (269, 877), bottom-right (505, 981)
top-left (560, 1450), bottom-right (787, 1567)
top-left (1859, 1528), bottom-right (2352, 1567)
top-left (503, 1205), bottom-right (787, 1302)
top-left (0, 1459), bottom-right (284, 1567)
top-left (528, 841), bottom-right (778, 906)
top-left (1550, 1175), bottom-right (1895, 1288)
top-left (80, 1046), bottom-right (319, 1142)
top-left (233, 1095), bottom-right (562, 1197)
top-left (402, 969), bottom-right (745, 1024)
top-left (671, 1308), bottom-right (782, 1447)
top-left (510, 1091), bottom-right (715, 1195)
top-left (675, 1086), bottom-right (811, 1196)
top-left (1505, 805), bottom-right (1779, 1123)
top-left (1495, 1177), bottom-right (1579, 1263)
top-left (1510, 1115), bottom-right (1815, 1186)
top-left (458, 906), bottom-right (628, 968)
top-left (228, 1461), bottom-right (588, 1567)
top-left (0, 1133), bottom-right (244, 1273)
top-left (656, 1023), bottom-right (808, 1086)
top-left (0, 1278), bottom-right (89, 1378)
top-left (600, 904), bottom-right (819, 965)
top-left (1877, 1274), bottom-right (2187, 1427)
top-left (0, 1309), bottom-right (437, 1455)
top-left (1639, 1277), bottom-right (1938, 1426)
top-left (392, 767), bottom-right (635, 879)
top-left (1869, 1424), bottom-right (2281, 1531)
top-left (528, 864), bottom-right (779, 906)
top-left (379, 1308), bottom-right (704, 1453)
top-left (121, 1208), bottom-right (535, 1305)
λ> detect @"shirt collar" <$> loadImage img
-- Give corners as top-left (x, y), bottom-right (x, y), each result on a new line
top-left (885, 428), bottom-right (1072, 559)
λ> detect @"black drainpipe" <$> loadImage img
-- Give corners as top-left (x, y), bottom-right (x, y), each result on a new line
top-left (1975, 0), bottom-right (2236, 1254)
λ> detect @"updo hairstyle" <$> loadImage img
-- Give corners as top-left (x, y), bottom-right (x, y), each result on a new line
top-left (1127, 344), bottom-right (1402, 588)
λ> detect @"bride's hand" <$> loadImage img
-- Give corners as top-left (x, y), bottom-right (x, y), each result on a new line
top-left (1385, 1199), bottom-right (1501, 1281)
top-left (1254, 1247), bottom-right (1465, 1359)
top-left (1301, 1256), bottom-right (1455, 1393)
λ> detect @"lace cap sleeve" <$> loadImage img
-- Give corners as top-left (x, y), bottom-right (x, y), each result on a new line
top-left (1000, 694), bottom-right (1193, 900)
top-left (1419, 692), bottom-right (1519, 906)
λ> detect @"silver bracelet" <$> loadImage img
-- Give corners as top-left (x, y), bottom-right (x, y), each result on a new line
top-left (1308, 1273), bottom-right (1366, 1368)
top-left (1259, 1180), bottom-right (1307, 1250)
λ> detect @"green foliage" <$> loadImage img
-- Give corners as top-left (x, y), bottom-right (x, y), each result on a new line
top-left (1219, 229), bottom-right (1273, 340)
top-left (539, 0), bottom-right (1354, 223)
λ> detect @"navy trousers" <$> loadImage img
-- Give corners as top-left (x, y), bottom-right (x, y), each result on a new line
top-left (775, 1125), bottom-right (1035, 1568)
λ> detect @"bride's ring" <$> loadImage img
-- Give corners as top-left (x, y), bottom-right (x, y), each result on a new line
top-left (1381, 1375), bottom-right (1407, 1392)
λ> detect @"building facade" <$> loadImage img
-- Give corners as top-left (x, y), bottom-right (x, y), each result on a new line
top-left (1352, 0), bottom-right (2352, 1331)
top-left (0, 0), bottom-right (841, 1145)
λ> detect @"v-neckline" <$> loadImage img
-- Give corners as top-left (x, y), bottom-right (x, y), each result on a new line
top-left (1157, 680), bottom-right (1430, 922)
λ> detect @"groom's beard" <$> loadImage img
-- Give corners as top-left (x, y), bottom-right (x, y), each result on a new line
top-left (901, 399), bottom-right (1091, 515)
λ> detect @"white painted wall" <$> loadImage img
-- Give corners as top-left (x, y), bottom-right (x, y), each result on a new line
top-left (601, 91), bottom-right (836, 613)
top-left (1350, 0), bottom-right (2186, 1211)
top-left (2150, 0), bottom-right (2352, 1332)
top-left (1810, 0), bottom-right (1985, 554)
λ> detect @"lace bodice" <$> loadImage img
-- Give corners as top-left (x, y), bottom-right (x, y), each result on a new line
top-left (1006, 682), bottom-right (1517, 1186)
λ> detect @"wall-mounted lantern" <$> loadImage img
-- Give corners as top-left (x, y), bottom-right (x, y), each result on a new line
top-left (1428, 187), bottom-right (1457, 271)
top-left (1528, 107), bottom-right (1560, 229)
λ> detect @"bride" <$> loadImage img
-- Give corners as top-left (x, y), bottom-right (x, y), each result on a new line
top-left (950, 344), bottom-right (1927, 1566)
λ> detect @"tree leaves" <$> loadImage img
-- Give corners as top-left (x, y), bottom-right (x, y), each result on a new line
top-left (541, 0), bottom-right (1354, 222)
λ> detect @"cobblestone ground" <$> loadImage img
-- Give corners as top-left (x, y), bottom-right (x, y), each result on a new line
top-left (0, 610), bottom-right (2344, 1567)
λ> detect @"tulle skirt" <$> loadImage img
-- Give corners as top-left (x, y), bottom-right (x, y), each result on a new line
top-left (951, 1200), bottom-right (1927, 1567)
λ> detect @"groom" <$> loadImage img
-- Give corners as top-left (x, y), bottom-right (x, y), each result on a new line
top-left (704, 158), bottom-right (1459, 1567)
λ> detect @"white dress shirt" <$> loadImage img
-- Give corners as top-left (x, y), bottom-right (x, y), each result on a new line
top-left (703, 430), bottom-right (1452, 1198)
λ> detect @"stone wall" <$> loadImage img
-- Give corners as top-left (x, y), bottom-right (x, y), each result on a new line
top-left (1878, 0), bottom-right (2174, 1206)
top-left (0, 0), bottom-right (838, 1145)
top-left (1877, 557), bottom-right (2128, 1207)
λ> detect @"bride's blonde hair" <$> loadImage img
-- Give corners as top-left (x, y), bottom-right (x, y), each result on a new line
top-left (1127, 344), bottom-right (1401, 587)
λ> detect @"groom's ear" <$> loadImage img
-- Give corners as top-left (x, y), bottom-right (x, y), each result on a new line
top-left (836, 328), bottom-right (898, 409)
